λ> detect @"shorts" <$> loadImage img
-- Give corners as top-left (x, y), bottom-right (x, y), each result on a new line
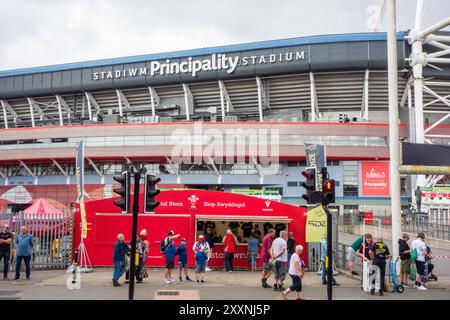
top-left (263, 261), bottom-right (273, 272)
top-left (289, 274), bottom-right (302, 292)
top-left (346, 247), bottom-right (356, 262)
top-left (400, 259), bottom-right (412, 275)
top-left (415, 260), bottom-right (425, 276)
top-left (274, 261), bottom-right (287, 281)
top-left (196, 263), bottom-right (206, 273)
top-left (165, 257), bottom-right (174, 269)
top-left (178, 260), bottom-right (187, 269)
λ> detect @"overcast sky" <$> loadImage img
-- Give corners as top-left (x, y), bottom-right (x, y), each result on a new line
top-left (0, 0), bottom-right (449, 71)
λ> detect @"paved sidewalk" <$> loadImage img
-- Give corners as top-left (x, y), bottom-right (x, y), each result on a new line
top-left (1, 268), bottom-right (449, 300)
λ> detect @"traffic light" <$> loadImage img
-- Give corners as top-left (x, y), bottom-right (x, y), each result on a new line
top-left (113, 171), bottom-right (130, 213)
top-left (301, 167), bottom-right (321, 204)
top-left (322, 178), bottom-right (336, 205)
top-left (144, 173), bottom-right (161, 213)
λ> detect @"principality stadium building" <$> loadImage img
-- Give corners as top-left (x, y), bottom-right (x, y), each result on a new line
top-left (1, 31), bottom-right (450, 218)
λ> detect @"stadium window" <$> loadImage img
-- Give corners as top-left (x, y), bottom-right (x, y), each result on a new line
top-left (287, 181), bottom-right (298, 187)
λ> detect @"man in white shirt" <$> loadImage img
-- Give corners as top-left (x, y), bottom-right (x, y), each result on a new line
top-left (271, 230), bottom-right (288, 291)
top-left (411, 232), bottom-right (428, 290)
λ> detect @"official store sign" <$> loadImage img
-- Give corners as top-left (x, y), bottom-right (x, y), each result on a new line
top-left (361, 161), bottom-right (390, 197)
top-left (92, 51), bottom-right (306, 80)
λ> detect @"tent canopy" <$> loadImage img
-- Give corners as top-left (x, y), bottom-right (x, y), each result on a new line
top-left (23, 198), bottom-right (63, 217)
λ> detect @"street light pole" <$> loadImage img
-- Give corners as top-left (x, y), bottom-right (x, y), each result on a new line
top-left (386, 0), bottom-right (402, 264)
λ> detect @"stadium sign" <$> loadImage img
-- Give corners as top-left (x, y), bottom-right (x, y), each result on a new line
top-left (92, 51), bottom-right (306, 80)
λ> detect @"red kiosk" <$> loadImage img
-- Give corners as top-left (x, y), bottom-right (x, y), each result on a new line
top-left (73, 190), bottom-right (308, 268)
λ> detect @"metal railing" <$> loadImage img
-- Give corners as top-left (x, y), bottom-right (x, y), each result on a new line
top-left (0, 211), bottom-right (73, 271)
top-left (339, 213), bottom-right (450, 240)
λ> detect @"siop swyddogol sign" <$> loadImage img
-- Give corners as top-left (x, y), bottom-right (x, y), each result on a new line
top-left (92, 51), bottom-right (306, 80)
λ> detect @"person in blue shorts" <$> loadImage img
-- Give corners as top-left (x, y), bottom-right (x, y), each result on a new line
top-left (193, 235), bottom-right (210, 283)
top-left (177, 238), bottom-right (193, 282)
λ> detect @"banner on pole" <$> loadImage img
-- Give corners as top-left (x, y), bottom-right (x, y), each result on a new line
top-left (76, 139), bottom-right (88, 239)
top-left (305, 205), bottom-right (327, 243)
top-left (304, 143), bottom-right (326, 168)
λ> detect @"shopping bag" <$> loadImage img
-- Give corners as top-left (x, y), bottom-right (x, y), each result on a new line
top-left (409, 263), bottom-right (417, 281)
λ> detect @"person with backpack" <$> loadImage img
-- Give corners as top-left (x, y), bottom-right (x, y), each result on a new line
top-left (411, 232), bottom-right (428, 290)
top-left (193, 235), bottom-right (210, 283)
top-left (161, 230), bottom-right (180, 284)
top-left (398, 234), bottom-right (412, 287)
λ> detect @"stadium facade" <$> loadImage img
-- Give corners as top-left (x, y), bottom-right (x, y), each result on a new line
top-left (1, 31), bottom-right (449, 216)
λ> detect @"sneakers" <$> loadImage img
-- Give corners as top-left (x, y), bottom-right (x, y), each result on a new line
top-left (3, 276), bottom-right (9, 281)
top-left (322, 281), bottom-right (327, 285)
top-left (379, 291), bottom-right (384, 296)
top-left (278, 286), bottom-right (286, 291)
top-left (262, 282), bottom-right (271, 288)
top-left (273, 284), bottom-right (278, 291)
top-left (112, 279), bottom-right (120, 287)
top-left (179, 277), bottom-right (183, 282)
top-left (351, 271), bottom-right (360, 276)
top-left (205, 267), bottom-right (212, 272)
top-left (332, 282), bottom-right (340, 286)
top-left (185, 277), bottom-right (193, 282)
top-left (201, 280), bottom-right (205, 283)
top-left (370, 289), bottom-right (375, 295)
top-left (164, 279), bottom-right (172, 284)
top-left (417, 285), bottom-right (428, 290)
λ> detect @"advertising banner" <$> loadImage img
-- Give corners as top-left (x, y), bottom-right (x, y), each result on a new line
top-left (75, 139), bottom-right (88, 239)
top-left (361, 161), bottom-right (390, 196)
top-left (305, 205), bottom-right (327, 243)
top-left (304, 143), bottom-right (326, 168)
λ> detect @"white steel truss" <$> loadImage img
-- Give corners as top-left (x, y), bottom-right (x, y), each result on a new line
top-left (148, 86), bottom-right (160, 118)
top-left (406, 0), bottom-right (450, 191)
top-left (182, 83), bottom-right (193, 121)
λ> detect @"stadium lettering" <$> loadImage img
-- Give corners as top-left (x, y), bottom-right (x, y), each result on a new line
top-left (92, 51), bottom-right (306, 80)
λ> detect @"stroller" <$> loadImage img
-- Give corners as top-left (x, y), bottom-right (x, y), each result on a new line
top-left (422, 246), bottom-right (438, 283)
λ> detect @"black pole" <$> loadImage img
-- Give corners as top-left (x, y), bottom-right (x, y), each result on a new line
top-left (325, 205), bottom-right (333, 301)
top-left (128, 171), bottom-right (141, 300)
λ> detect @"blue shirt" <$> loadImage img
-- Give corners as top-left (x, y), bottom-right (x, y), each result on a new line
top-left (248, 237), bottom-right (259, 253)
top-left (196, 250), bottom-right (208, 264)
top-left (177, 244), bottom-right (187, 263)
top-left (321, 239), bottom-right (327, 261)
top-left (16, 234), bottom-right (33, 257)
top-left (165, 238), bottom-right (177, 259)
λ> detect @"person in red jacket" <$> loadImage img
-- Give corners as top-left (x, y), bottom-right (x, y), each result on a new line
top-left (223, 229), bottom-right (236, 272)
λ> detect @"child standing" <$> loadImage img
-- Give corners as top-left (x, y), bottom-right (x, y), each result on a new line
top-left (177, 238), bottom-right (193, 282)
top-left (193, 235), bottom-right (210, 283)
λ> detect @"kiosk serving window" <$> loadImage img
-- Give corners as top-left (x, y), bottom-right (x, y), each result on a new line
top-left (195, 215), bottom-right (290, 245)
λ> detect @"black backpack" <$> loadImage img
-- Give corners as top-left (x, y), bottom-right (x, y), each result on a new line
top-left (160, 237), bottom-right (169, 254)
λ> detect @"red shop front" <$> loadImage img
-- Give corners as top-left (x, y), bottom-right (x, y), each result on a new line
top-left (73, 190), bottom-right (307, 269)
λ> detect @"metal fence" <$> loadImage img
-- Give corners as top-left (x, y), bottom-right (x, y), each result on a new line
top-left (0, 211), bottom-right (73, 271)
top-left (339, 213), bottom-right (450, 241)
top-left (307, 242), bottom-right (359, 273)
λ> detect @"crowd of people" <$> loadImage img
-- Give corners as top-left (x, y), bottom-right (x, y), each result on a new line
top-left (345, 231), bottom-right (435, 295)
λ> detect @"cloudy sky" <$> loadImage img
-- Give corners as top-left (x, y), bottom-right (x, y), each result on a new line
top-left (0, 0), bottom-right (449, 71)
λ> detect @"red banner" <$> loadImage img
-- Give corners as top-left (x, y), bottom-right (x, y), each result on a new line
top-left (361, 162), bottom-right (390, 196)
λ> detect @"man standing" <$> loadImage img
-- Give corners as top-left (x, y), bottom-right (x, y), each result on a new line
top-left (411, 232), bottom-right (428, 290)
top-left (223, 229), bottom-right (236, 272)
top-left (369, 237), bottom-right (390, 296)
top-left (14, 226), bottom-right (34, 281)
top-left (261, 228), bottom-right (275, 288)
top-left (163, 230), bottom-right (180, 284)
top-left (204, 227), bottom-right (214, 272)
top-left (112, 233), bottom-right (129, 286)
top-left (0, 224), bottom-right (13, 280)
top-left (320, 234), bottom-right (339, 286)
top-left (271, 230), bottom-right (288, 291)
top-left (286, 232), bottom-right (295, 264)
top-left (398, 234), bottom-right (411, 287)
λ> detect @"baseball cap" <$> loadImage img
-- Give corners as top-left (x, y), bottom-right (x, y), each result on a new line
top-left (168, 230), bottom-right (175, 236)
top-left (181, 238), bottom-right (187, 242)
top-left (198, 235), bottom-right (205, 239)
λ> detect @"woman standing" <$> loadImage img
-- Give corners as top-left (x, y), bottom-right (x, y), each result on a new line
top-left (223, 229), bottom-right (236, 272)
top-left (282, 245), bottom-right (305, 300)
top-left (247, 233), bottom-right (260, 272)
